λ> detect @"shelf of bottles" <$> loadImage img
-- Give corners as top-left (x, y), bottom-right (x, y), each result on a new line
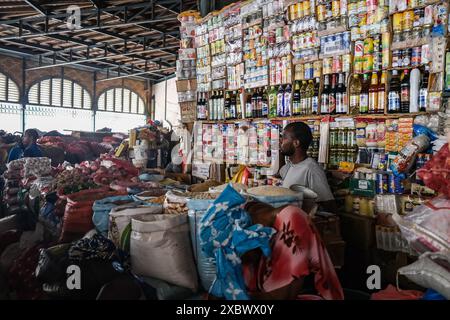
top-left (192, 0), bottom-right (448, 124)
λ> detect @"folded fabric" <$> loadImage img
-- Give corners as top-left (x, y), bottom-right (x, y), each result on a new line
top-left (199, 184), bottom-right (276, 300)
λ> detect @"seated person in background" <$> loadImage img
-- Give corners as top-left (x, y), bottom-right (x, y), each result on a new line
top-left (278, 122), bottom-right (337, 213)
top-left (242, 201), bottom-right (344, 300)
top-left (22, 129), bottom-right (42, 158)
top-left (7, 140), bottom-right (24, 163)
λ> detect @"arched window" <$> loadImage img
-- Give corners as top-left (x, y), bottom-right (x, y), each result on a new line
top-left (28, 77), bottom-right (91, 109)
top-left (25, 78), bottom-right (93, 133)
top-left (97, 88), bottom-right (146, 114)
top-left (95, 87), bottom-right (147, 133)
top-left (0, 72), bottom-right (21, 132)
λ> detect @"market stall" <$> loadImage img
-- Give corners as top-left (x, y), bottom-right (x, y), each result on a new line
top-left (0, 0), bottom-right (449, 301)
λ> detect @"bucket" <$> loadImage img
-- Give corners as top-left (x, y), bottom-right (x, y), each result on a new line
top-left (290, 185), bottom-right (318, 214)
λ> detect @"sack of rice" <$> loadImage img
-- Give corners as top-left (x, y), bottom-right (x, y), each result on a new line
top-left (246, 186), bottom-right (303, 208)
top-left (209, 182), bottom-right (248, 194)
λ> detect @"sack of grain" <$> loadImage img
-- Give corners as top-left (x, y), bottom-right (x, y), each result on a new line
top-left (130, 214), bottom-right (198, 291)
top-left (246, 186), bottom-right (303, 208)
top-left (209, 182), bottom-right (248, 194)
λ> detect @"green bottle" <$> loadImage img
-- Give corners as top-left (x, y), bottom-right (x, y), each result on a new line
top-left (268, 86), bottom-right (278, 118)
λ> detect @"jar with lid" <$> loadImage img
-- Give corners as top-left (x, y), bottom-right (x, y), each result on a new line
top-left (366, 122), bottom-right (378, 147)
top-left (393, 32), bottom-right (402, 43)
top-left (359, 197), bottom-right (369, 216)
top-left (345, 195), bottom-right (353, 213)
top-left (411, 27), bottom-right (421, 41)
top-left (352, 196), bottom-right (361, 215)
top-left (421, 25), bottom-right (431, 38)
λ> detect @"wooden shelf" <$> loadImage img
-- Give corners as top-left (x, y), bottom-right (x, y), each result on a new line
top-left (389, 0), bottom-right (442, 16)
top-left (391, 38), bottom-right (430, 51)
top-left (243, 18), bottom-right (262, 29)
top-left (200, 112), bottom-right (435, 124)
top-left (317, 25), bottom-right (348, 38)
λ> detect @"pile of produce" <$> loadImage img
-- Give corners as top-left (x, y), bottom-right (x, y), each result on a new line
top-left (54, 154), bottom-right (163, 196)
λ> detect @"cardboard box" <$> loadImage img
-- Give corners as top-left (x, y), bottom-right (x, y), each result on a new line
top-left (350, 178), bottom-right (376, 197)
top-left (176, 79), bottom-right (197, 92)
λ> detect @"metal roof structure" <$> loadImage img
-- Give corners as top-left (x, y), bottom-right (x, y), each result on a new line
top-left (0, 0), bottom-right (198, 83)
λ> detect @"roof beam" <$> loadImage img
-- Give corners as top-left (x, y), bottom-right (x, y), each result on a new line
top-left (23, 0), bottom-right (47, 15)
top-left (0, 15), bottom-right (178, 40)
top-left (27, 45), bottom-right (178, 70)
top-left (97, 67), bottom-right (176, 82)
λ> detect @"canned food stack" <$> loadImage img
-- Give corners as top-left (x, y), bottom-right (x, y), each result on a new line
top-left (177, 12), bottom-right (198, 82)
top-left (317, 0), bottom-right (349, 31)
top-left (177, 12), bottom-right (200, 122)
top-left (225, 4), bottom-right (244, 91)
top-left (242, 1), bottom-right (268, 89)
top-left (195, 17), bottom-right (211, 93)
top-left (209, 12), bottom-right (227, 90)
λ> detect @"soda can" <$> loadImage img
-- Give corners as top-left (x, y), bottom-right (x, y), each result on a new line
top-left (395, 49), bottom-right (403, 67)
top-left (332, 56), bottom-right (342, 73)
top-left (364, 38), bottom-right (374, 54)
top-left (402, 48), bottom-right (412, 67)
top-left (381, 32), bottom-right (390, 50)
top-left (413, 8), bottom-right (424, 27)
top-left (317, 4), bottom-right (326, 22)
top-left (343, 32), bottom-right (351, 49)
top-left (424, 6), bottom-right (433, 25)
top-left (348, 2), bottom-right (357, 15)
top-left (354, 57), bottom-right (363, 73)
top-left (411, 47), bottom-right (422, 66)
top-left (388, 174), bottom-right (404, 194)
top-left (303, 0), bottom-right (311, 16)
top-left (332, 0), bottom-right (340, 17)
top-left (323, 57), bottom-right (333, 74)
top-left (382, 50), bottom-right (390, 69)
top-left (376, 174), bottom-right (388, 194)
top-left (363, 54), bottom-right (373, 73)
top-left (403, 10), bottom-right (413, 31)
top-left (373, 36), bottom-right (381, 52)
top-left (313, 61), bottom-right (322, 78)
top-left (421, 44), bottom-right (430, 64)
top-left (393, 13), bottom-right (403, 33)
top-left (354, 40), bottom-right (364, 57)
top-left (342, 54), bottom-right (352, 73)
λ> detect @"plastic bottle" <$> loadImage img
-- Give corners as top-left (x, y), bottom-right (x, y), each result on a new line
top-left (409, 68), bottom-right (420, 113)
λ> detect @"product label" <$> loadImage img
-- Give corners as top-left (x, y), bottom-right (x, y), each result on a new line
top-left (284, 93), bottom-right (292, 116)
top-left (336, 93), bottom-right (344, 113)
top-left (312, 96), bottom-right (319, 113)
top-left (350, 94), bottom-right (359, 109)
top-left (262, 102), bottom-right (269, 116)
top-left (321, 94), bottom-right (329, 113)
top-left (277, 94), bottom-right (284, 116)
top-left (329, 94), bottom-right (336, 113)
top-left (359, 93), bottom-right (369, 111)
top-left (401, 88), bottom-right (410, 102)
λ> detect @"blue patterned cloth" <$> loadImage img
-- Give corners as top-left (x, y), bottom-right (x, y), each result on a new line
top-left (199, 184), bottom-right (276, 300)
